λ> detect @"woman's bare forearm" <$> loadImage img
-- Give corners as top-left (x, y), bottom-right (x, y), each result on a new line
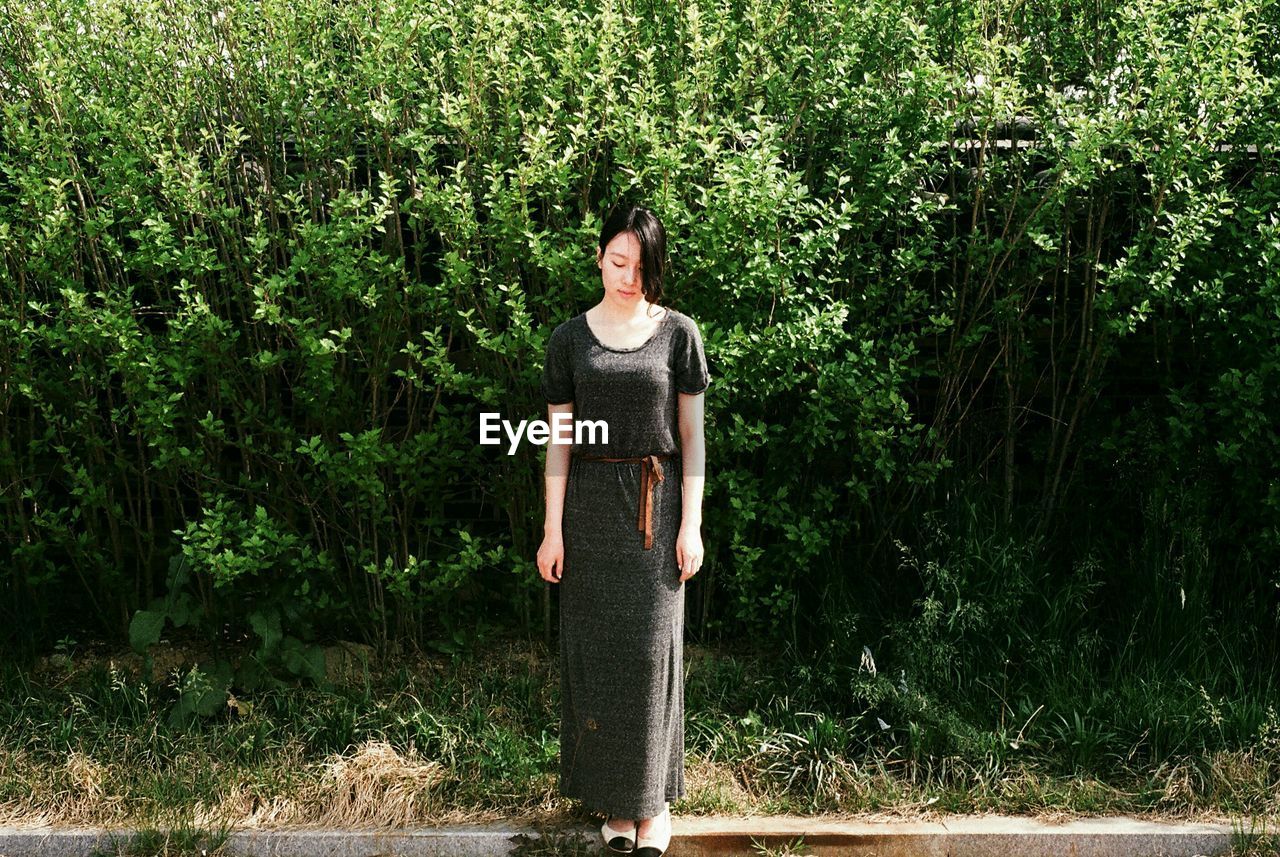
top-left (679, 426), bottom-right (704, 529)
top-left (544, 404), bottom-right (574, 536)
top-left (544, 449), bottom-right (570, 536)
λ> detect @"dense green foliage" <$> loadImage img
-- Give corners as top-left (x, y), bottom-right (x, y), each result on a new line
top-left (1, 0), bottom-right (1278, 735)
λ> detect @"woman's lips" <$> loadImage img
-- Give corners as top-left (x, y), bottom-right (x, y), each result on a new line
top-left (619, 289), bottom-right (636, 296)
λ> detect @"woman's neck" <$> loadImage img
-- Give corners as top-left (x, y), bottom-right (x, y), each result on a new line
top-left (595, 299), bottom-right (664, 324)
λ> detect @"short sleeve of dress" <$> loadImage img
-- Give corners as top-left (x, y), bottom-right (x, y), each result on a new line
top-left (675, 317), bottom-right (710, 395)
top-left (540, 323), bottom-right (575, 404)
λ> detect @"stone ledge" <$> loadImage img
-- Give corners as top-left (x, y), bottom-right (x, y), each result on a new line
top-left (0, 814), bottom-right (1264, 857)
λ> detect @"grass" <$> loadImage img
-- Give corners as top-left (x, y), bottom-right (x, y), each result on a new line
top-left (85, 823), bottom-right (233, 857)
top-left (0, 629), bottom-right (1276, 843)
top-left (1229, 816), bottom-right (1280, 857)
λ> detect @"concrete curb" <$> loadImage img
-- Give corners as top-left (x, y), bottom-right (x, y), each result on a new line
top-left (0, 815), bottom-right (1262, 857)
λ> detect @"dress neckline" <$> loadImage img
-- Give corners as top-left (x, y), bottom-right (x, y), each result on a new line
top-left (581, 308), bottom-right (671, 353)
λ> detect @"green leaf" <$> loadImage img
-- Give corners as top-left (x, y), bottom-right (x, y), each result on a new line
top-left (168, 592), bottom-right (195, 628)
top-left (299, 645), bottom-right (326, 683)
top-left (249, 609), bottom-right (283, 654)
top-left (129, 610), bottom-right (166, 653)
top-left (280, 635), bottom-right (326, 682)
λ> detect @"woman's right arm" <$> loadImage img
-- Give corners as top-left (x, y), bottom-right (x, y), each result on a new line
top-left (538, 401), bottom-right (574, 582)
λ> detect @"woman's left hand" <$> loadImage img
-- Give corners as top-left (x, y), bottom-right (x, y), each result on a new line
top-left (675, 524), bottom-right (704, 583)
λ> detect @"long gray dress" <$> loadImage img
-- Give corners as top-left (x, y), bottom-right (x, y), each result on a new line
top-left (541, 306), bottom-right (710, 820)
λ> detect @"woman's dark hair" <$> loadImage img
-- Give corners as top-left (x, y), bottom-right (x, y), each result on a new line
top-left (598, 204), bottom-right (667, 309)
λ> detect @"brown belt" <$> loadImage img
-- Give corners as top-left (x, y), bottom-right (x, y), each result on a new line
top-left (572, 452), bottom-right (676, 550)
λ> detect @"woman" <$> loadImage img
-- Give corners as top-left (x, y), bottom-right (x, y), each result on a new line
top-left (537, 204), bottom-right (709, 856)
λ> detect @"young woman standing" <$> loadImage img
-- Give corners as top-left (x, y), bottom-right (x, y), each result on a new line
top-left (537, 204), bottom-right (709, 856)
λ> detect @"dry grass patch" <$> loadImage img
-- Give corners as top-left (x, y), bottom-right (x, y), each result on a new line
top-left (1205, 748), bottom-right (1280, 810)
top-left (309, 740), bottom-right (448, 827)
top-left (194, 740), bottom-right (450, 830)
top-left (0, 748), bottom-right (130, 828)
top-left (682, 756), bottom-right (754, 812)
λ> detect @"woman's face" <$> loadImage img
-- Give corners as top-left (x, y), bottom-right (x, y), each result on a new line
top-left (596, 230), bottom-right (645, 305)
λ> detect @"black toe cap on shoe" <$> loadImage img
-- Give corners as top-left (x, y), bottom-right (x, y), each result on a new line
top-left (633, 848), bottom-right (664, 857)
top-left (606, 836), bottom-right (635, 853)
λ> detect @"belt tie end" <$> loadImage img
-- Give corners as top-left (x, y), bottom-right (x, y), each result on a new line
top-left (639, 454), bottom-right (666, 549)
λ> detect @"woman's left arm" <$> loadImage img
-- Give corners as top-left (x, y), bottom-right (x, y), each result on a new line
top-left (675, 391), bottom-right (706, 582)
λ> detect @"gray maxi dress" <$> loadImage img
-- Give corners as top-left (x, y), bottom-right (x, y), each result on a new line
top-left (541, 307), bottom-right (710, 820)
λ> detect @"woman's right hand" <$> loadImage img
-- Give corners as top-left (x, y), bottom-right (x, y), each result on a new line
top-left (537, 532), bottom-right (565, 583)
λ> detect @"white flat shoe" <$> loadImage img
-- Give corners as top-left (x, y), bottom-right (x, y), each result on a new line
top-left (634, 805), bottom-right (671, 857)
top-left (601, 817), bottom-right (636, 853)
